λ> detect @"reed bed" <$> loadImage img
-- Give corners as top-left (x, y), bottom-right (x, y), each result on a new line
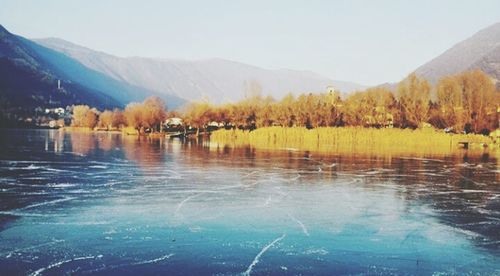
top-left (59, 126), bottom-right (95, 132)
top-left (211, 127), bottom-right (496, 157)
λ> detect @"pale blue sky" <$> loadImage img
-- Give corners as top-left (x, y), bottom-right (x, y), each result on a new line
top-left (1, 0), bottom-right (499, 85)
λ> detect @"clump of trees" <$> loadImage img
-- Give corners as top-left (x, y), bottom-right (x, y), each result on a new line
top-left (179, 69), bottom-right (498, 134)
top-left (432, 70), bottom-right (498, 134)
top-left (124, 96), bottom-right (167, 134)
top-left (97, 108), bottom-right (125, 130)
top-left (343, 87), bottom-right (397, 127)
top-left (71, 105), bottom-right (99, 128)
top-left (71, 70), bottom-right (499, 135)
top-left (398, 73), bottom-right (431, 128)
top-left (71, 96), bottom-right (167, 134)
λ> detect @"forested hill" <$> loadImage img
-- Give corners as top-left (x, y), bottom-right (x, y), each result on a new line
top-left (0, 25), bottom-right (120, 124)
top-left (0, 24), bottom-right (185, 126)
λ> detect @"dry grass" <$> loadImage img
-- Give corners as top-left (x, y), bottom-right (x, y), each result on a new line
top-left (121, 126), bottom-right (139, 135)
top-left (211, 127), bottom-right (497, 156)
top-left (59, 126), bottom-right (95, 132)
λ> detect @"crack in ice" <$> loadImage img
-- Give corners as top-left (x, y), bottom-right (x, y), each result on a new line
top-left (288, 213), bottom-right (310, 236)
top-left (19, 197), bottom-right (75, 210)
top-left (29, 256), bottom-right (95, 276)
top-left (82, 254), bottom-right (174, 273)
top-left (131, 253), bottom-right (174, 265)
top-left (175, 194), bottom-right (202, 215)
top-left (243, 234), bottom-right (286, 276)
top-left (0, 239), bottom-right (64, 258)
top-left (241, 171), bottom-right (259, 178)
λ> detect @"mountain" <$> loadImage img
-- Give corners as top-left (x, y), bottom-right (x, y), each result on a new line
top-left (0, 25), bottom-right (117, 122)
top-left (415, 22), bottom-right (500, 86)
top-left (21, 37), bottom-right (185, 108)
top-left (0, 24), bottom-right (185, 122)
top-left (34, 38), bottom-right (366, 103)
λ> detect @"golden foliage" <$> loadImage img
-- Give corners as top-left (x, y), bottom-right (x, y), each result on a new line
top-left (124, 96), bottom-right (167, 133)
top-left (397, 73), bottom-right (431, 128)
top-left (71, 105), bottom-right (98, 129)
top-left (70, 69), bottom-right (499, 136)
top-left (98, 110), bottom-right (113, 130)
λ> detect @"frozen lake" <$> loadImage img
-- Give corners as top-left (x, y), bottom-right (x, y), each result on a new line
top-left (0, 129), bottom-right (499, 275)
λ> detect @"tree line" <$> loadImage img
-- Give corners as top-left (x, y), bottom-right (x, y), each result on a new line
top-left (183, 70), bottom-right (498, 134)
top-left (71, 70), bottom-right (499, 135)
top-left (71, 96), bottom-right (169, 134)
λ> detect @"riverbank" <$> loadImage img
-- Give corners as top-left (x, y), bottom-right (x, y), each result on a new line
top-left (59, 126), bottom-right (185, 137)
top-left (60, 126), bottom-right (122, 133)
top-left (211, 127), bottom-right (497, 156)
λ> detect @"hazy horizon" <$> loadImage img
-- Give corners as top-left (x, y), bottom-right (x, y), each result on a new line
top-left (1, 0), bottom-right (500, 86)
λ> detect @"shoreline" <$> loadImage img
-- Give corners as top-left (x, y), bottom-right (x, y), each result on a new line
top-left (20, 126), bottom-right (499, 156)
top-left (58, 126), bottom-right (184, 137)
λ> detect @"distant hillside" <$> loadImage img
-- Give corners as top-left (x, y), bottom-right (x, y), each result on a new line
top-left (0, 25), bottom-right (120, 123)
top-left (35, 38), bottom-right (366, 103)
top-left (415, 22), bottom-right (500, 87)
top-left (21, 38), bottom-right (185, 108)
top-left (0, 24), bottom-right (185, 122)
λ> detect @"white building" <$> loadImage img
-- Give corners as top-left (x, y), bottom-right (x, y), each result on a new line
top-left (45, 107), bottom-right (65, 115)
top-left (165, 117), bottom-right (183, 126)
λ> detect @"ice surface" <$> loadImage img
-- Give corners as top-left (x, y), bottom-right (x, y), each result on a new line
top-left (243, 233), bottom-right (286, 276)
top-left (0, 129), bottom-right (498, 275)
top-left (29, 256), bottom-right (95, 276)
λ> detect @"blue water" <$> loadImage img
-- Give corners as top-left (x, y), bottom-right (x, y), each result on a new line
top-left (0, 129), bottom-right (499, 275)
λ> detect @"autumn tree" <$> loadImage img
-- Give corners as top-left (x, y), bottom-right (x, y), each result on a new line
top-left (142, 96), bottom-right (167, 132)
top-left (457, 70), bottom-right (498, 133)
top-left (111, 108), bottom-right (125, 129)
top-left (255, 96), bottom-right (276, 128)
top-left (343, 88), bottom-right (397, 127)
top-left (367, 88), bottom-right (397, 127)
top-left (87, 108), bottom-right (99, 129)
top-left (293, 94), bottom-right (310, 127)
top-left (97, 109), bottom-right (124, 130)
top-left (98, 110), bottom-right (114, 130)
top-left (213, 105), bottom-right (232, 128)
top-left (321, 92), bottom-right (343, 127)
top-left (435, 76), bottom-right (464, 130)
top-left (343, 91), bottom-right (366, 126)
top-left (72, 105), bottom-right (88, 127)
top-left (227, 104), bottom-right (245, 129)
top-left (123, 97), bottom-right (167, 134)
top-left (308, 94), bottom-right (327, 128)
top-left (433, 70), bottom-right (498, 133)
top-left (397, 73), bottom-right (431, 128)
top-left (124, 102), bottom-right (145, 134)
top-left (275, 93), bottom-right (296, 127)
top-left (71, 105), bottom-right (98, 129)
top-left (183, 101), bottom-right (214, 135)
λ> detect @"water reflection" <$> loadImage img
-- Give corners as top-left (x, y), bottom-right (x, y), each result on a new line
top-left (35, 131), bottom-right (500, 247)
top-left (18, 130), bottom-right (500, 248)
top-left (0, 129), bottom-right (498, 274)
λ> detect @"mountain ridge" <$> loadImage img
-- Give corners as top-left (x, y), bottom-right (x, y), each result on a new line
top-left (0, 24), bottom-right (120, 114)
top-left (34, 37), bottom-right (367, 103)
top-left (414, 21), bottom-right (500, 86)
top-left (0, 24), bottom-right (186, 126)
